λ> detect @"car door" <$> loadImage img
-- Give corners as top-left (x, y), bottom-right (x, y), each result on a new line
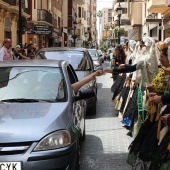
top-left (85, 51), bottom-right (97, 95)
top-left (66, 64), bottom-right (86, 137)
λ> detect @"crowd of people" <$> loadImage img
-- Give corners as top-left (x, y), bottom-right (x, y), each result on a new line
top-left (0, 38), bottom-right (38, 61)
top-left (105, 36), bottom-right (170, 169)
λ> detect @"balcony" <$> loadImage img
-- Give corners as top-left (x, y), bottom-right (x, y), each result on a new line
top-left (2, 0), bottom-right (16, 5)
top-left (147, 0), bottom-right (169, 13)
top-left (1, 0), bottom-right (30, 15)
top-left (37, 9), bottom-right (52, 25)
top-left (74, 0), bottom-right (85, 5)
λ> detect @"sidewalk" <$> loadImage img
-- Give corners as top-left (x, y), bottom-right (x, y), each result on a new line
top-left (80, 67), bottom-right (133, 170)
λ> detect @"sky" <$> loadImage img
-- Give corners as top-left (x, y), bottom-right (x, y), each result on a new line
top-left (96, 0), bottom-right (114, 43)
top-left (97, 0), bottom-right (113, 11)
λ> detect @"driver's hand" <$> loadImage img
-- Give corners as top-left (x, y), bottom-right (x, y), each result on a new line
top-left (95, 70), bottom-right (105, 76)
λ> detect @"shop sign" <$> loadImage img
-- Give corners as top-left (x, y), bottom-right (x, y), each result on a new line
top-left (34, 25), bottom-right (52, 34)
top-left (63, 28), bottom-right (67, 34)
top-left (120, 36), bottom-right (125, 44)
top-left (27, 23), bottom-right (34, 34)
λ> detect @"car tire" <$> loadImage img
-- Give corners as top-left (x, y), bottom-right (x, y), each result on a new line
top-left (75, 141), bottom-right (81, 170)
top-left (75, 151), bottom-right (80, 170)
top-left (70, 139), bottom-right (81, 170)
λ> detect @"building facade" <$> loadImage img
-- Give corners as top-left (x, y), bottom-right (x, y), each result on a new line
top-left (127, 0), bottom-right (170, 41)
top-left (27, 0), bottom-right (62, 49)
top-left (0, 0), bottom-right (30, 47)
top-left (0, 0), bottom-right (98, 48)
top-left (113, 0), bottom-right (131, 43)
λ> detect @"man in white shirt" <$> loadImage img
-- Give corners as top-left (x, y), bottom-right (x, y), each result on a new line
top-left (0, 39), bottom-right (13, 61)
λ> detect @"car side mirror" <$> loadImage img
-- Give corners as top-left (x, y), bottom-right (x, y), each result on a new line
top-left (74, 89), bottom-right (95, 101)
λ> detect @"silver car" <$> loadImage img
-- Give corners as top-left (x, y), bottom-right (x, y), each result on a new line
top-left (36, 47), bottom-right (98, 115)
top-left (87, 49), bottom-right (102, 68)
top-left (0, 60), bottom-right (94, 170)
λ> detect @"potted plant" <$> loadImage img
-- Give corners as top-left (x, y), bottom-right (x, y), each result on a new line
top-left (113, 27), bottom-right (125, 35)
top-left (72, 34), bottom-right (78, 39)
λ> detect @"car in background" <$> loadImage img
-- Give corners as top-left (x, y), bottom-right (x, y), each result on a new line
top-left (97, 49), bottom-right (105, 63)
top-left (87, 49), bottom-right (102, 68)
top-left (0, 60), bottom-right (95, 170)
top-left (36, 47), bottom-right (99, 115)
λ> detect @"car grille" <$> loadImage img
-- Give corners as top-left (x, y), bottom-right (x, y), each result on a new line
top-left (0, 142), bottom-right (32, 155)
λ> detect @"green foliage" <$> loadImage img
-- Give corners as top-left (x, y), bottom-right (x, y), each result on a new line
top-left (100, 44), bottom-right (108, 53)
top-left (102, 36), bottom-right (108, 42)
top-left (83, 41), bottom-right (89, 47)
top-left (104, 24), bottom-right (110, 31)
top-left (72, 34), bottom-right (78, 39)
top-left (109, 38), bottom-right (116, 42)
top-left (97, 10), bottom-right (103, 18)
top-left (113, 27), bottom-right (125, 34)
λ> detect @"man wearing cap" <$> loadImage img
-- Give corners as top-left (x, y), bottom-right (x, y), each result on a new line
top-left (0, 38), bottom-right (13, 61)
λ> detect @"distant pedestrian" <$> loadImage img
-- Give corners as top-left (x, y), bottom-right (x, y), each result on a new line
top-left (27, 43), bottom-right (35, 59)
top-left (0, 38), bottom-right (13, 61)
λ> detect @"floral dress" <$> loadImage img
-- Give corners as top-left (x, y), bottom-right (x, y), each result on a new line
top-left (151, 66), bottom-right (170, 94)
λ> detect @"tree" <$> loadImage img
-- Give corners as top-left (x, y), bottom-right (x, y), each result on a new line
top-left (97, 10), bottom-right (103, 18)
top-left (100, 44), bottom-right (108, 53)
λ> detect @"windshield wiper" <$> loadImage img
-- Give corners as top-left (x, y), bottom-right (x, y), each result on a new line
top-left (0, 98), bottom-right (54, 103)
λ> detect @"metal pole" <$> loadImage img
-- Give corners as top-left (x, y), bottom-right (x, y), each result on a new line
top-left (73, 28), bottom-right (76, 47)
top-left (118, 15), bottom-right (121, 44)
top-left (19, 0), bottom-right (22, 47)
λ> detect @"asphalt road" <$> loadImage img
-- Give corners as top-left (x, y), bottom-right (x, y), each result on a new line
top-left (80, 61), bottom-right (133, 170)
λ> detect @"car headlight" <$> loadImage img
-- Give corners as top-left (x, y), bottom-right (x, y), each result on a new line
top-left (33, 130), bottom-right (71, 151)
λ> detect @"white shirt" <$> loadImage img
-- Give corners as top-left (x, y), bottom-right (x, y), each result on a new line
top-left (0, 48), bottom-right (5, 61)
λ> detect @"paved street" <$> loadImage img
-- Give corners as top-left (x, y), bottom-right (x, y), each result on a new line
top-left (80, 61), bottom-right (133, 170)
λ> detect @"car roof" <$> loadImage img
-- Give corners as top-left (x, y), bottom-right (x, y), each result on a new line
top-left (39, 47), bottom-right (87, 52)
top-left (0, 60), bottom-right (62, 67)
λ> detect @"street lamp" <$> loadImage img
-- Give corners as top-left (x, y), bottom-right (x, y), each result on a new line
top-left (73, 20), bottom-right (77, 47)
top-left (84, 32), bottom-right (88, 47)
top-left (19, 0), bottom-right (22, 47)
top-left (116, 2), bottom-right (122, 44)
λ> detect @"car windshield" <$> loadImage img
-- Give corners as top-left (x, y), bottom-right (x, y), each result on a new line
top-left (37, 51), bottom-right (91, 71)
top-left (97, 50), bottom-right (102, 55)
top-left (87, 49), bottom-right (98, 59)
top-left (0, 67), bottom-right (67, 102)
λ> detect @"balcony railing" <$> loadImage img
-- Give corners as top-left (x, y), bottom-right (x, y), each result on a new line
top-left (37, 9), bottom-right (52, 24)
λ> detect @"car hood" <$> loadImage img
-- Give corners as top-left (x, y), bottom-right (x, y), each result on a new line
top-left (75, 71), bottom-right (92, 80)
top-left (0, 103), bottom-right (71, 143)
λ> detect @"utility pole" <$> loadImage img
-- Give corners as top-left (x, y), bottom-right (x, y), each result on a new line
top-left (19, 0), bottom-right (22, 47)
